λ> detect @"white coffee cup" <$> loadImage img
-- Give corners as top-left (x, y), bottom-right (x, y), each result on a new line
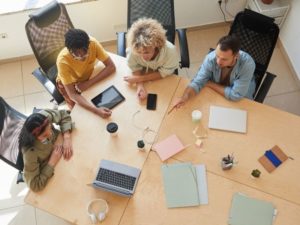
top-left (106, 122), bottom-right (118, 137)
top-left (192, 110), bottom-right (202, 123)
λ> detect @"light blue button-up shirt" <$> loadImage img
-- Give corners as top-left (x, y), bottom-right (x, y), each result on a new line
top-left (189, 50), bottom-right (256, 101)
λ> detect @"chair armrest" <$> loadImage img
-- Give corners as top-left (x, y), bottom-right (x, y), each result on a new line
top-left (254, 71), bottom-right (276, 103)
top-left (116, 32), bottom-right (126, 57)
top-left (32, 68), bottom-right (64, 105)
top-left (176, 28), bottom-right (190, 68)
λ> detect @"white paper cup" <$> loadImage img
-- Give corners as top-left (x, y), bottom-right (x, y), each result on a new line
top-left (106, 122), bottom-right (118, 137)
top-left (192, 110), bottom-right (202, 123)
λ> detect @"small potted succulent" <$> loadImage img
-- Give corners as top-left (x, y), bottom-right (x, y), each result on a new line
top-left (137, 140), bottom-right (145, 151)
top-left (251, 169), bottom-right (261, 178)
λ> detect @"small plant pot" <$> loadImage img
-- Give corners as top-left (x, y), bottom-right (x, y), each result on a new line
top-left (137, 140), bottom-right (145, 151)
top-left (221, 155), bottom-right (234, 170)
top-left (251, 169), bottom-right (261, 178)
top-left (221, 161), bottom-right (233, 170)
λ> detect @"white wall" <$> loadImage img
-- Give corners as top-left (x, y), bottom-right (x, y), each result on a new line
top-left (0, 0), bottom-right (246, 60)
top-left (280, 0), bottom-right (300, 79)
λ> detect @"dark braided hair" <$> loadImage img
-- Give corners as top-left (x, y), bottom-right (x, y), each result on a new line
top-left (18, 113), bottom-right (48, 151)
top-left (65, 28), bottom-right (90, 52)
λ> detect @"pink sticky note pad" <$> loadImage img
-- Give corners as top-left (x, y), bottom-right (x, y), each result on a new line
top-left (153, 134), bottom-right (186, 161)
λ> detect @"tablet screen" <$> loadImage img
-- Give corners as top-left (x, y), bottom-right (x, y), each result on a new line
top-left (91, 85), bottom-right (125, 109)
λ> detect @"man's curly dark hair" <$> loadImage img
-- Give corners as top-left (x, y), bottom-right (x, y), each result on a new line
top-left (64, 28), bottom-right (90, 51)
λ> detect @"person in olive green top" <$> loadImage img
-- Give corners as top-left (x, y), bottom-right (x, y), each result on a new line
top-left (19, 109), bottom-right (73, 192)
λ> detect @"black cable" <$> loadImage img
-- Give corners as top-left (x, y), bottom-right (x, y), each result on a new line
top-left (218, 1), bottom-right (228, 23)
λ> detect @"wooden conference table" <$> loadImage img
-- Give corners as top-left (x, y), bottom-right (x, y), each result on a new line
top-left (25, 53), bottom-right (181, 225)
top-left (25, 54), bottom-right (300, 224)
top-left (158, 78), bottom-right (300, 205)
top-left (120, 78), bottom-right (300, 225)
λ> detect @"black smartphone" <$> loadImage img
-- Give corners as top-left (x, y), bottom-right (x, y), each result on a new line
top-left (147, 93), bottom-right (157, 110)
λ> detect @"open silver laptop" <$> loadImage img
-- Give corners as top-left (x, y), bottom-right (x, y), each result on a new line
top-left (208, 105), bottom-right (247, 133)
top-left (92, 159), bottom-right (141, 197)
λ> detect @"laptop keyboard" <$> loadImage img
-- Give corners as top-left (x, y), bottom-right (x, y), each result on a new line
top-left (96, 168), bottom-right (136, 190)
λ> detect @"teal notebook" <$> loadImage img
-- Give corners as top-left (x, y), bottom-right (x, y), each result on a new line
top-left (228, 193), bottom-right (276, 225)
top-left (161, 162), bottom-right (200, 208)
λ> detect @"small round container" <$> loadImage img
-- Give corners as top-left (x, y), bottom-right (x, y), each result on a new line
top-left (251, 169), bottom-right (261, 178)
top-left (137, 140), bottom-right (145, 151)
top-left (106, 122), bottom-right (118, 137)
top-left (192, 110), bottom-right (202, 123)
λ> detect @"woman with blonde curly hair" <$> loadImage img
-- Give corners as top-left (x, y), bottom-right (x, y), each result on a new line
top-left (124, 18), bottom-right (179, 100)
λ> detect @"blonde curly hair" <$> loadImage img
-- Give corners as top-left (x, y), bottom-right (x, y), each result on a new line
top-left (127, 18), bottom-right (167, 52)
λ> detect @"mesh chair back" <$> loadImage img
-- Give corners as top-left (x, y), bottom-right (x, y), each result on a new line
top-left (0, 97), bottom-right (26, 171)
top-left (229, 9), bottom-right (279, 93)
top-left (128, 0), bottom-right (176, 43)
top-left (25, 1), bottom-right (74, 80)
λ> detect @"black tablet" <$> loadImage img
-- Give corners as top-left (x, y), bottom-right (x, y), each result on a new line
top-left (91, 85), bottom-right (125, 109)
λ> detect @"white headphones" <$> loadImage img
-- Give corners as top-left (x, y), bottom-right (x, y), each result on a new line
top-left (87, 199), bottom-right (109, 224)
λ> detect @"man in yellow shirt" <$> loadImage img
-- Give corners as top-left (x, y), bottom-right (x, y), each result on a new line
top-left (56, 29), bottom-right (116, 118)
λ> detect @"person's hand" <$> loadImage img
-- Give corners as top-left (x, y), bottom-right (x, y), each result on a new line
top-left (62, 132), bottom-right (73, 160)
top-left (123, 75), bottom-right (141, 84)
top-left (172, 96), bottom-right (188, 109)
top-left (137, 83), bottom-right (147, 101)
top-left (94, 107), bottom-right (112, 118)
top-left (75, 80), bottom-right (89, 93)
top-left (205, 80), bottom-right (214, 88)
top-left (48, 144), bottom-right (63, 167)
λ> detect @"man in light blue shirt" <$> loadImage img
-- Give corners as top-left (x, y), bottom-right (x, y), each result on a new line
top-left (173, 35), bottom-right (256, 108)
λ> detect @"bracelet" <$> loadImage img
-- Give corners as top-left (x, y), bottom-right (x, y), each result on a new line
top-left (74, 84), bottom-right (82, 94)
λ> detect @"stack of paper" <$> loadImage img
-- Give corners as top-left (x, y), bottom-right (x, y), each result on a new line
top-left (153, 134), bottom-right (188, 161)
top-left (228, 193), bottom-right (276, 225)
top-left (161, 163), bottom-right (208, 208)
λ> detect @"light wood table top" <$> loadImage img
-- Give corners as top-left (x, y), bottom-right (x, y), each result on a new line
top-left (119, 151), bottom-right (300, 225)
top-left (25, 53), bottom-right (181, 225)
top-left (156, 78), bottom-right (300, 205)
top-left (25, 57), bottom-right (300, 224)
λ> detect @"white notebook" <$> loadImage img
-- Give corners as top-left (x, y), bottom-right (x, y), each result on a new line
top-left (208, 105), bottom-right (247, 133)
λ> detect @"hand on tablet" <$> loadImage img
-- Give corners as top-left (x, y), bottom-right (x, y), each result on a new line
top-left (95, 107), bottom-right (112, 118)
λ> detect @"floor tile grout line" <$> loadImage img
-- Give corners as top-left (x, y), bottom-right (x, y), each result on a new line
top-left (3, 90), bottom-right (50, 100)
top-left (267, 89), bottom-right (300, 98)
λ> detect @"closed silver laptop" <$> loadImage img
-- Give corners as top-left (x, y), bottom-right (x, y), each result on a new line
top-left (208, 105), bottom-right (247, 133)
top-left (92, 159), bottom-right (141, 197)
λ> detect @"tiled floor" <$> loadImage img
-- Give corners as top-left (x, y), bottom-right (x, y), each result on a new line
top-left (1, 25), bottom-right (300, 225)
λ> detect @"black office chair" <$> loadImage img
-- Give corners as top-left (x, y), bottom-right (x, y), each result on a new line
top-left (229, 9), bottom-right (279, 103)
top-left (0, 97), bottom-right (26, 184)
top-left (117, 0), bottom-right (190, 69)
top-left (25, 1), bottom-right (74, 105)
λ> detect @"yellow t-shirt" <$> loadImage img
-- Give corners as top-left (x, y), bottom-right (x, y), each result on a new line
top-left (56, 37), bottom-right (109, 85)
